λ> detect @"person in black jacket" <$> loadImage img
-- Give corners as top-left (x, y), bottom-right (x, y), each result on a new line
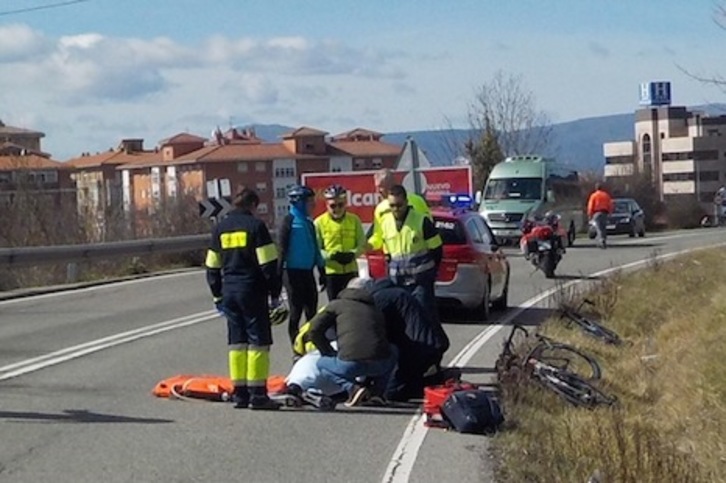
top-left (205, 188), bottom-right (283, 410)
top-left (310, 287), bottom-right (397, 407)
top-left (365, 278), bottom-right (450, 401)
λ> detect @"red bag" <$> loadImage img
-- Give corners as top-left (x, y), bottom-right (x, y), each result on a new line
top-left (423, 379), bottom-right (478, 428)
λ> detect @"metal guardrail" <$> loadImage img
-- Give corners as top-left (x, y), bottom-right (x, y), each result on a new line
top-left (0, 234), bottom-right (209, 267)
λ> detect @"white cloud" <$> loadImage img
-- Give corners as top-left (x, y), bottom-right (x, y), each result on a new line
top-left (0, 24), bottom-right (51, 62)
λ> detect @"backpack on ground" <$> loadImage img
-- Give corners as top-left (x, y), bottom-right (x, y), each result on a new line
top-left (423, 379), bottom-right (478, 428)
top-left (440, 389), bottom-right (504, 435)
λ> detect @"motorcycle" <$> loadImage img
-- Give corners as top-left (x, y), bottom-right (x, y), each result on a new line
top-left (519, 213), bottom-right (567, 279)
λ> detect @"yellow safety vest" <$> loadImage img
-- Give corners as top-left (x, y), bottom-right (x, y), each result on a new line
top-left (314, 211), bottom-right (365, 275)
top-left (293, 321), bottom-right (317, 356)
top-left (373, 192), bottom-right (431, 225)
top-left (375, 209), bottom-right (442, 282)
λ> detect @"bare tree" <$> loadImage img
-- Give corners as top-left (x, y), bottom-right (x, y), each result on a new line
top-left (468, 70), bottom-right (553, 157)
top-left (465, 71), bottom-right (554, 189)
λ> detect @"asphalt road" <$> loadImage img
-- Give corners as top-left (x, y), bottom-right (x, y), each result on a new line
top-left (0, 228), bottom-right (724, 483)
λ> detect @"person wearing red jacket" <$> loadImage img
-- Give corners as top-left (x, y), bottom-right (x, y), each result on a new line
top-left (587, 183), bottom-right (614, 249)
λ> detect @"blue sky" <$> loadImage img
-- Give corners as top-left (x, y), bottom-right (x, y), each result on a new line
top-left (0, 0), bottom-right (724, 160)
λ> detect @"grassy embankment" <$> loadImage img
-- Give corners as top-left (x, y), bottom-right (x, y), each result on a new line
top-left (493, 248), bottom-right (726, 483)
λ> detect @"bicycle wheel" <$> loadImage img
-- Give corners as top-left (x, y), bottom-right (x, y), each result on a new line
top-left (542, 370), bottom-right (617, 408)
top-left (526, 341), bottom-right (602, 380)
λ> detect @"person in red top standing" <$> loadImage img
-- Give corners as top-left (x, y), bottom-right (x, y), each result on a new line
top-left (587, 182), bottom-right (615, 249)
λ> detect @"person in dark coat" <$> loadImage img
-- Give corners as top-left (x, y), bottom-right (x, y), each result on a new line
top-left (311, 286), bottom-right (397, 407)
top-left (362, 278), bottom-right (450, 401)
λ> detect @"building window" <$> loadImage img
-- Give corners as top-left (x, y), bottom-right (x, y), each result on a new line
top-left (605, 155), bottom-right (633, 165)
top-left (274, 167), bottom-right (295, 178)
top-left (276, 187), bottom-right (286, 199)
top-left (256, 182), bottom-right (267, 192)
top-left (331, 166), bottom-right (342, 173)
top-left (256, 162), bottom-right (266, 172)
top-left (694, 150), bottom-right (719, 161)
top-left (354, 158), bottom-right (366, 169)
top-left (237, 162), bottom-right (248, 173)
top-left (662, 173), bottom-right (695, 182)
top-left (257, 202), bottom-right (268, 214)
top-left (0, 172), bottom-right (11, 183)
top-left (698, 171), bottom-right (720, 182)
top-left (707, 128), bottom-right (721, 137)
top-left (372, 158), bottom-right (383, 169)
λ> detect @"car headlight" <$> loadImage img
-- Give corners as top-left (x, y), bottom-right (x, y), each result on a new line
top-left (620, 217), bottom-right (631, 223)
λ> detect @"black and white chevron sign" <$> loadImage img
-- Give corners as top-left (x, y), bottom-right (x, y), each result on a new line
top-left (198, 196), bottom-right (233, 219)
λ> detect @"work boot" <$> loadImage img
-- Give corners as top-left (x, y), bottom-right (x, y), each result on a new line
top-left (249, 395), bottom-right (282, 410)
top-left (231, 386), bottom-right (249, 409)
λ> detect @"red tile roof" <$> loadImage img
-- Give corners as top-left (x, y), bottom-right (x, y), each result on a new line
top-left (188, 143), bottom-right (296, 162)
top-left (0, 155), bottom-right (65, 171)
top-left (159, 133), bottom-right (207, 146)
top-left (329, 140), bottom-right (402, 157)
top-left (281, 126), bottom-right (329, 138)
top-left (66, 150), bottom-right (162, 169)
top-left (332, 128), bottom-right (384, 141)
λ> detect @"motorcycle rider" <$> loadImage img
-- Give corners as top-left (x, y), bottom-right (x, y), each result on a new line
top-left (587, 183), bottom-right (614, 249)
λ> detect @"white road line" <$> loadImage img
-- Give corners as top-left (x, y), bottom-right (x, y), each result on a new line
top-left (0, 269), bottom-right (201, 305)
top-left (382, 240), bottom-right (726, 483)
top-left (0, 310), bottom-right (217, 381)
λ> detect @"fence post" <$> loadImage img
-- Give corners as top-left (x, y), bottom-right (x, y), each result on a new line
top-left (66, 262), bottom-right (79, 284)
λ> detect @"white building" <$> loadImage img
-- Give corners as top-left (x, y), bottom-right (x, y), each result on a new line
top-left (603, 82), bottom-right (726, 213)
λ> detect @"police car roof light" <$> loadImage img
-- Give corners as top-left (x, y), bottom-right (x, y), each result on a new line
top-left (440, 193), bottom-right (473, 210)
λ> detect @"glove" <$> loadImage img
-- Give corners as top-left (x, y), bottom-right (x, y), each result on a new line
top-left (318, 272), bottom-right (327, 291)
top-left (270, 296), bottom-right (281, 309)
top-left (213, 297), bottom-right (226, 318)
top-left (331, 252), bottom-right (356, 265)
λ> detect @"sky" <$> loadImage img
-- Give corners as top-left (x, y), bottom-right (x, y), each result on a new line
top-left (0, 0), bottom-right (725, 160)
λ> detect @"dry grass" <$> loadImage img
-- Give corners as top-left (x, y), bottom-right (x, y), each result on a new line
top-left (493, 249), bottom-right (726, 483)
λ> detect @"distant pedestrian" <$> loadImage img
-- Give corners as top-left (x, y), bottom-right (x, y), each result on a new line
top-left (587, 182), bottom-right (614, 249)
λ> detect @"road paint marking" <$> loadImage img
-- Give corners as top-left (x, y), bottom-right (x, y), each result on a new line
top-left (0, 310), bottom-right (217, 381)
top-left (0, 270), bottom-right (202, 305)
top-left (382, 240), bottom-right (726, 483)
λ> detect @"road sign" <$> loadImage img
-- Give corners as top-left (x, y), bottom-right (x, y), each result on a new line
top-left (198, 196), bottom-right (233, 219)
top-left (301, 165), bottom-right (472, 224)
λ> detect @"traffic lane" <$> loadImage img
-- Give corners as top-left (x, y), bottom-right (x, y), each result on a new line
top-left (408, 228), bottom-right (726, 483)
top-left (0, 270), bottom-right (210, 369)
top-left (0, 313), bottom-right (413, 483)
top-left (1, 229), bottom-right (719, 483)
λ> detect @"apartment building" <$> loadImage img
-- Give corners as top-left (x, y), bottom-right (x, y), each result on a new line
top-left (0, 121), bottom-right (74, 208)
top-left (603, 81), bottom-right (726, 213)
top-left (113, 126), bottom-right (401, 229)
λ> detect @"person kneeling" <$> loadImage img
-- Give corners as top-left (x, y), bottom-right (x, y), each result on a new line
top-left (310, 285), bottom-right (397, 407)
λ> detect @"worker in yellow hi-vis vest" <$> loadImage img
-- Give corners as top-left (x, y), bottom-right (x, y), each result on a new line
top-left (314, 184), bottom-right (366, 300)
top-left (205, 188), bottom-right (283, 410)
top-left (368, 184), bottom-right (443, 322)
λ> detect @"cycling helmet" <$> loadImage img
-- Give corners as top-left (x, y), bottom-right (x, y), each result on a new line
top-left (323, 184), bottom-right (346, 200)
top-left (544, 210), bottom-right (560, 226)
top-left (287, 185), bottom-right (314, 204)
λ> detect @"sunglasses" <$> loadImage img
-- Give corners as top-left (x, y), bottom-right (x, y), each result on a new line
top-left (328, 202), bottom-right (345, 209)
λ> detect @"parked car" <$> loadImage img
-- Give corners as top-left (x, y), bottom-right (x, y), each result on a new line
top-left (360, 208), bottom-right (510, 321)
top-left (588, 197), bottom-right (646, 238)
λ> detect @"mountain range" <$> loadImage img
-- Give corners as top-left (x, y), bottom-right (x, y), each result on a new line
top-left (245, 104), bottom-right (726, 175)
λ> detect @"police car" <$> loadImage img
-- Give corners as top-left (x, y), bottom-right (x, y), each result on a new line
top-left (362, 195), bottom-right (510, 321)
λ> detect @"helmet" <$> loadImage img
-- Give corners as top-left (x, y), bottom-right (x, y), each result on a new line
top-left (544, 211), bottom-right (560, 226)
top-left (287, 185), bottom-right (314, 203)
top-left (323, 184), bottom-right (346, 200)
top-left (270, 302), bottom-right (289, 326)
